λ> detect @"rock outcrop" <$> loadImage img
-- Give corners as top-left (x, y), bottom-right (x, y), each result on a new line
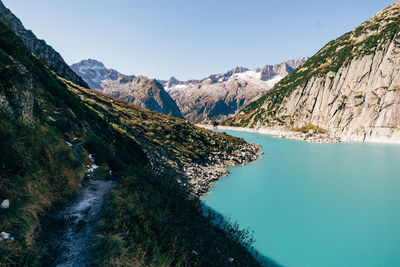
top-left (71, 59), bottom-right (183, 118)
top-left (0, 54), bottom-right (33, 124)
top-left (0, 231), bottom-right (13, 242)
top-left (226, 1), bottom-right (400, 144)
top-left (0, 1), bottom-right (88, 88)
top-left (161, 58), bottom-right (307, 123)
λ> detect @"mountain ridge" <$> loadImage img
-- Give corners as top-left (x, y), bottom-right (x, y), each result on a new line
top-left (162, 58), bottom-right (308, 123)
top-left (225, 1), bottom-right (400, 143)
top-left (0, 0), bottom-right (88, 88)
top-left (71, 59), bottom-right (183, 118)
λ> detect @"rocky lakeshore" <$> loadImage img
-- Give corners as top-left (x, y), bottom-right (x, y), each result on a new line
top-left (181, 142), bottom-right (263, 196)
top-left (276, 131), bottom-right (341, 144)
top-left (198, 124), bottom-right (342, 144)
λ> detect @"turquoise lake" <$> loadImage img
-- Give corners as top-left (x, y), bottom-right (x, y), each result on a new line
top-left (202, 131), bottom-right (400, 267)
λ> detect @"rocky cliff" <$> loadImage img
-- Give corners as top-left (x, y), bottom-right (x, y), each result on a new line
top-left (162, 58), bottom-right (307, 123)
top-left (71, 59), bottom-right (183, 118)
top-left (226, 1), bottom-right (400, 143)
top-left (0, 1), bottom-right (88, 88)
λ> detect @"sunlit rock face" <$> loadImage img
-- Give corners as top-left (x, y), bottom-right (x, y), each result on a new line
top-left (227, 2), bottom-right (400, 143)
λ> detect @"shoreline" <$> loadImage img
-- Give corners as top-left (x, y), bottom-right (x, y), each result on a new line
top-left (182, 123), bottom-right (400, 198)
top-left (197, 125), bottom-right (400, 145)
top-left (198, 125), bottom-right (340, 144)
top-left (181, 142), bottom-right (263, 197)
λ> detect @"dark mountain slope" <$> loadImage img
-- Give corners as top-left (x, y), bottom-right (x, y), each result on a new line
top-left (0, 0), bottom-right (88, 88)
top-left (0, 18), bottom-right (264, 267)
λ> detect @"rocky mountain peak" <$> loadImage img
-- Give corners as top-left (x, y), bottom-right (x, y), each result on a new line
top-left (164, 76), bottom-right (182, 88)
top-left (226, 66), bottom-right (249, 75)
top-left (71, 59), bottom-right (134, 90)
top-left (75, 59), bottom-right (107, 69)
top-left (257, 57), bottom-right (309, 81)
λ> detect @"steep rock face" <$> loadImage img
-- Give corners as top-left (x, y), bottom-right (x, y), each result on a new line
top-left (226, 1), bottom-right (400, 143)
top-left (71, 59), bottom-right (135, 90)
top-left (0, 1), bottom-right (88, 88)
top-left (71, 59), bottom-right (183, 118)
top-left (0, 53), bottom-right (33, 123)
top-left (162, 58), bottom-right (307, 123)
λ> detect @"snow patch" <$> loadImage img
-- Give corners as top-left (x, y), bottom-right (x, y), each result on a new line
top-left (265, 75), bottom-right (284, 87)
top-left (233, 70), bottom-right (262, 80)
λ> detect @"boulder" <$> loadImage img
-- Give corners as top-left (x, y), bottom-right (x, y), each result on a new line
top-left (0, 231), bottom-right (13, 242)
top-left (1, 199), bottom-right (9, 209)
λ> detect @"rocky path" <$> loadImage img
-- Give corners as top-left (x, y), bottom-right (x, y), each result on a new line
top-left (41, 179), bottom-right (116, 267)
top-left (40, 141), bottom-right (115, 266)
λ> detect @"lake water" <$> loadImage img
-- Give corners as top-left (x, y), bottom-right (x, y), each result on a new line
top-left (203, 131), bottom-right (400, 267)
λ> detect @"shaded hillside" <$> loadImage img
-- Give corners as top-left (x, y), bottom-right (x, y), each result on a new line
top-left (0, 17), bottom-right (263, 266)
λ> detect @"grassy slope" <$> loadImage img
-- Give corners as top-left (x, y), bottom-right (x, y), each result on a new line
top-left (0, 20), bottom-right (147, 265)
top-left (0, 21), bottom-right (262, 266)
top-left (63, 79), bottom-right (247, 165)
top-left (61, 79), bottom-right (264, 266)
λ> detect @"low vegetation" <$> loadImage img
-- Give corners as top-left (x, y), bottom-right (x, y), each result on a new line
top-left (63, 79), bottom-right (247, 166)
top-left (0, 20), bottom-right (264, 266)
top-left (292, 123), bottom-right (327, 134)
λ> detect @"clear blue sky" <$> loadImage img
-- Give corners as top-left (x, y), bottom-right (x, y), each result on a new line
top-left (3, 0), bottom-right (395, 80)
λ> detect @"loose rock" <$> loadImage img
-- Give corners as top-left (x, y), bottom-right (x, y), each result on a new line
top-left (1, 199), bottom-right (9, 209)
top-left (0, 232), bottom-right (14, 242)
top-left (181, 142), bottom-right (263, 197)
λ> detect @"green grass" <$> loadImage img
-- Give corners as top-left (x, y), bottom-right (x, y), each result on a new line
top-left (292, 123), bottom-right (327, 134)
top-left (0, 20), bottom-right (263, 266)
top-left (64, 79), bottom-right (247, 165)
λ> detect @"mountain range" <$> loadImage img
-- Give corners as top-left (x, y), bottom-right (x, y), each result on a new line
top-left (72, 58), bottom-right (307, 123)
top-left (161, 58), bottom-right (307, 123)
top-left (225, 0), bottom-right (400, 143)
top-left (71, 59), bottom-right (183, 118)
top-left (2, 0), bottom-right (400, 265)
